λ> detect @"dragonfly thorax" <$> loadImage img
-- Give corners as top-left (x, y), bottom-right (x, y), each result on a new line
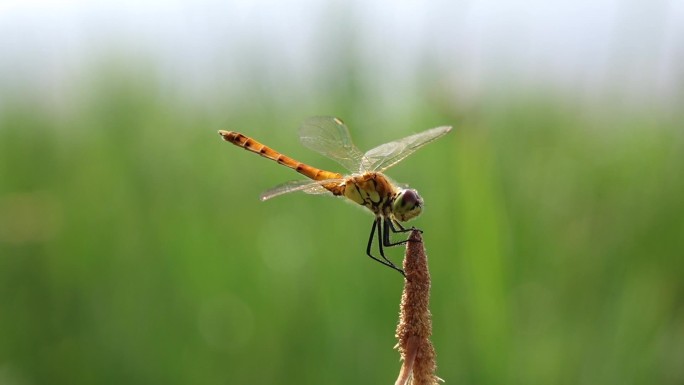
top-left (342, 172), bottom-right (423, 222)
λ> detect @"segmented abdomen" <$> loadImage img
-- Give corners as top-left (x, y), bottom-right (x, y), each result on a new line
top-left (218, 131), bottom-right (343, 182)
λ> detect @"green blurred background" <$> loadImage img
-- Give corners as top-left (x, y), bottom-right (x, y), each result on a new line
top-left (1, 2), bottom-right (683, 385)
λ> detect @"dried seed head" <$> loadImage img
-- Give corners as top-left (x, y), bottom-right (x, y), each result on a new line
top-left (395, 230), bottom-right (441, 385)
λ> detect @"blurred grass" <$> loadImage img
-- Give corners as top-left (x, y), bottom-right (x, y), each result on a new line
top-left (1, 70), bottom-right (683, 385)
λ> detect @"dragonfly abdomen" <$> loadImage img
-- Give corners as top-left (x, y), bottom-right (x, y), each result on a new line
top-left (219, 131), bottom-right (342, 181)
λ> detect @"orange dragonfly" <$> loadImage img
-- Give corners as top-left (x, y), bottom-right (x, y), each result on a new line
top-left (218, 116), bottom-right (452, 275)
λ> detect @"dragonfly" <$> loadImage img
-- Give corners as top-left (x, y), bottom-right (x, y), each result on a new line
top-left (218, 116), bottom-right (452, 276)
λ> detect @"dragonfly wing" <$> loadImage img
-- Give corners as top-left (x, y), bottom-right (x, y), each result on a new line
top-left (361, 125), bottom-right (453, 172)
top-left (259, 178), bottom-right (345, 201)
top-left (299, 116), bottom-right (365, 172)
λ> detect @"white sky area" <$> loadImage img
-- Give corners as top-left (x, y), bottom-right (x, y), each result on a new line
top-left (0, 0), bottom-right (682, 109)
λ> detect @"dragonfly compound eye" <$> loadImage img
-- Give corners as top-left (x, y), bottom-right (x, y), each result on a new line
top-left (393, 188), bottom-right (423, 222)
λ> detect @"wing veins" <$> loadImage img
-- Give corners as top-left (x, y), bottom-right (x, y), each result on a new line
top-left (361, 125), bottom-right (453, 172)
top-left (299, 116), bottom-right (365, 172)
top-left (259, 178), bottom-right (345, 201)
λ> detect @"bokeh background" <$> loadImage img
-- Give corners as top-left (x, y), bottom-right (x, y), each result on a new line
top-left (1, 1), bottom-right (683, 384)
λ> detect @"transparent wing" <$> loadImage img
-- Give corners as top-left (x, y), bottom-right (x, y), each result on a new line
top-left (361, 126), bottom-right (453, 172)
top-left (299, 116), bottom-right (365, 172)
top-left (259, 178), bottom-right (346, 201)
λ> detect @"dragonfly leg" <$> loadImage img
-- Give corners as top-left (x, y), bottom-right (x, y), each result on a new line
top-left (384, 218), bottom-right (422, 247)
top-left (377, 218), bottom-right (401, 267)
top-left (383, 218), bottom-right (409, 247)
top-left (365, 218), bottom-right (405, 276)
top-left (390, 219), bottom-right (423, 234)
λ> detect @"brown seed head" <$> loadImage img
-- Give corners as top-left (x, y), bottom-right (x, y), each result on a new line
top-left (395, 230), bottom-right (441, 385)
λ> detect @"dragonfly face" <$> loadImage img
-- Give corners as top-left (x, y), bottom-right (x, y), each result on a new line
top-left (392, 188), bottom-right (423, 222)
top-left (218, 116), bottom-right (452, 276)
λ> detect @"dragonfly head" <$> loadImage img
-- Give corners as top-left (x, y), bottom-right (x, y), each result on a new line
top-left (392, 188), bottom-right (423, 222)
